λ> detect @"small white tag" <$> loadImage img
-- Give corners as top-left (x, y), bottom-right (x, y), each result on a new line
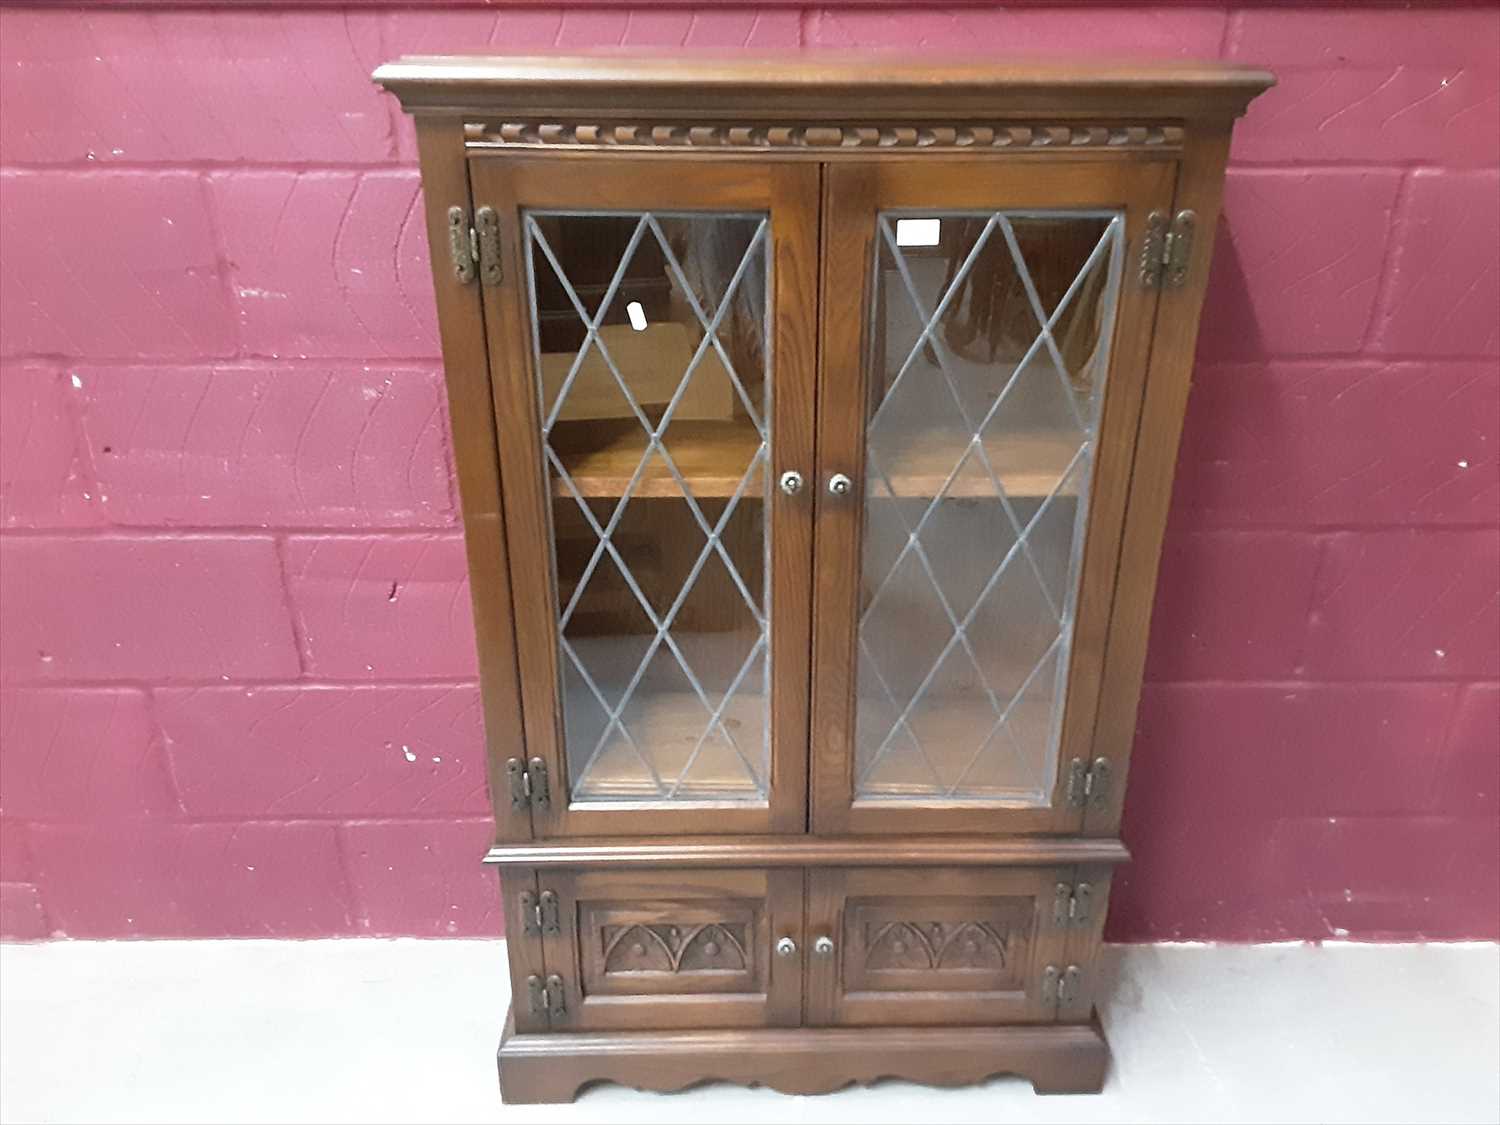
top-left (895, 218), bottom-right (941, 247)
top-left (626, 300), bottom-right (648, 332)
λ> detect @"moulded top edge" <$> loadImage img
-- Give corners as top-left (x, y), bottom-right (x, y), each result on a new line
top-left (483, 835), bottom-right (1133, 869)
top-left (373, 52), bottom-right (1275, 118)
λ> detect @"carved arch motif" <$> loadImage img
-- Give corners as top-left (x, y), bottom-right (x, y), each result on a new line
top-left (864, 921), bottom-right (1008, 971)
top-left (602, 922), bottom-right (749, 975)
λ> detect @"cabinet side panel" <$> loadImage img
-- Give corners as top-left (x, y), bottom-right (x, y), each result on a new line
top-left (412, 117), bottom-right (530, 843)
top-left (1085, 124), bottom-right (1235, 837)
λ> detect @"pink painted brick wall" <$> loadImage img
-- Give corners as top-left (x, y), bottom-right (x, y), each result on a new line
top-left (0, 4), bottom-right (1496, 944)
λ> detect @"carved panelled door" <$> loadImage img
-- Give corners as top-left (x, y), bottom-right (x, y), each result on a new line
top-left (804, 867), bottom-right (1072, 1026)
top-left (539, 867), bottom-right (804, 1030)
top-left (471, 159), bottom-right (818, 837)
top-left (811, 161), bottom-right (1177, 836)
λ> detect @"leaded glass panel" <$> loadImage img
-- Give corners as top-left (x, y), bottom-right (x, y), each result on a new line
top-left (855, 211), bottom-right (1125, 805)
top-left (525, 211), bottom-right (771, 803)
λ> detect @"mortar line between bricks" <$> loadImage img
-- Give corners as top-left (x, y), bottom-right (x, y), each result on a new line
top-left (30, 358), bottom-right (447, 372)
top-left (12, 0), bottom-right (1497, 8)
top-left (5, 522), bottom-right (1496, 539)
top-left (0, 528), bottom-right (464, 539)
top-left (270, 534), bottom-right (311, 680)
top-left (141, 683), bottom-right (191, 818)
top-left (9, 352), bottom-right (1498, 367)
top-left (5, 160), bottom-right (1499, 174)
top-left (0, 678), bottom-right (483, 690)
top-left (1364, 168), bottom-right (1419, 354)
top-left (1163, 522), bottom-right (1500, 534)
top-left (193, 168), bottom-right (245, 365)
top-left (1427, 686), bottom-right (1474, 812)
top-left (1217, 6), bottom-right (1239, 58)
top-left (1193, 357), bottom-right (1500, 372)
top-left (3, 355), bottom-right (446, 366)
top-left (9, 814), bottom-right (500, 827)
top-left (1227, 161), bottom-right (1500, 173)
top-left (1137, 677), bottom-right (1499, 689)
top-left (0, 162), bottom-right (421, 174)
top-left (6, 676), bottom-right (1490, 692)
top-left (329, 820), bottom-right (372, 935)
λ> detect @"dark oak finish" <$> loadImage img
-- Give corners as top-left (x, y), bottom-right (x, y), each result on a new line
top-left (376, 53), bottom-right (1272, 120)
top-left (377, 53), bottom-right (1270, 1106)
top-left (497, 1012), bottom-right (1110, 1103)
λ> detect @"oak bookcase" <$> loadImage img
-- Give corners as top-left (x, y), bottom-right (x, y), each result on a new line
top-left (375, 54), bottom-right (1272, 1103)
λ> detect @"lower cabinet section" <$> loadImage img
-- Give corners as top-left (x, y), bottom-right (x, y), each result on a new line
top-left (506, 862), bottom-right (1109, 1033)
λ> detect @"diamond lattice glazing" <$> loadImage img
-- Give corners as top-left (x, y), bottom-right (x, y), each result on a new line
top-left (526, 211), bottom-right (772, 802)
top-left (855, 212), bottom-right (1125, 804)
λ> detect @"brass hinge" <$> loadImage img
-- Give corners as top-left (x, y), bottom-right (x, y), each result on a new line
top-left (1066, 757), bottom-right (1113, 810)
top-left (527, 973), bottom-right (567, 1019)
top-left (519, 888), bottom-right (539, 936)
top-left (1139, 209), bottom-right (1196, 289)
top-left (445, 204), bottom-right (502, 286)
top-left (446, 206), bottom-right (476, 284)
top-left (526, 972), bottom-right (544, 1013)
top-left (1042, 964), bottom-right (1084, 1008)
top-left (1060, 964), bottom-right (1083, 1006)
top-left (520, 888), bottom-right (561, 937)
top-left (505, 757), bottom-right (551, 811)
top-left (474, 205), bottom-right (503, 286)
top-left (1053, 882), bottom-right (1094, 928)
top-left (1041, 964), bottom-right (1060, 1005)
top-left (539, 889), bottom-right (560, 934)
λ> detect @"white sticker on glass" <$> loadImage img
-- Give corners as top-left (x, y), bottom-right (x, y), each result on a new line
top-left (626, 300), bottom-right (648, 331)
top-left (895, 218), bottom-right (942, 247)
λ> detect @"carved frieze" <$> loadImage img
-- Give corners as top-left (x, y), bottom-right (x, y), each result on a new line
top-left (466, 120), bottom-right (1185, 153)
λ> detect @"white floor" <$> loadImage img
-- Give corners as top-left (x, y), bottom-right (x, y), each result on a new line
top-left (1, 940), bottom-right (1495, 1125)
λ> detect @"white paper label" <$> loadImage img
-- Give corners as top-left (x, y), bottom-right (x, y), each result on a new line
top-left (895, 218), bottom-right (942, 247)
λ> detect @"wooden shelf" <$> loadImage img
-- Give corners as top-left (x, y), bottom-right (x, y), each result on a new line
top-left (552, 420), bottom-right (763, 500)
top-left (551, 417), bottom-right (1081, 501)
top-left (878, 432), bottom-right (1082, 501)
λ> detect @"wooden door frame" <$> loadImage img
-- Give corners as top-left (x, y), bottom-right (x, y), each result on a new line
top-left (469, 157), bottom-right (818, 838)
top-left (413, 118), bottom-right (533, 843)
top-left (1083, 124), bottom-right (1235, 837)
top-left (810, 158), bottom-right (1177, 836)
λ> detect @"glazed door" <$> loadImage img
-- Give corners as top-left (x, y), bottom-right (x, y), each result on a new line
top-left (472, 159), bottom-right (818, 837)
top-left (811, 161), bottom-right (1176, 835)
